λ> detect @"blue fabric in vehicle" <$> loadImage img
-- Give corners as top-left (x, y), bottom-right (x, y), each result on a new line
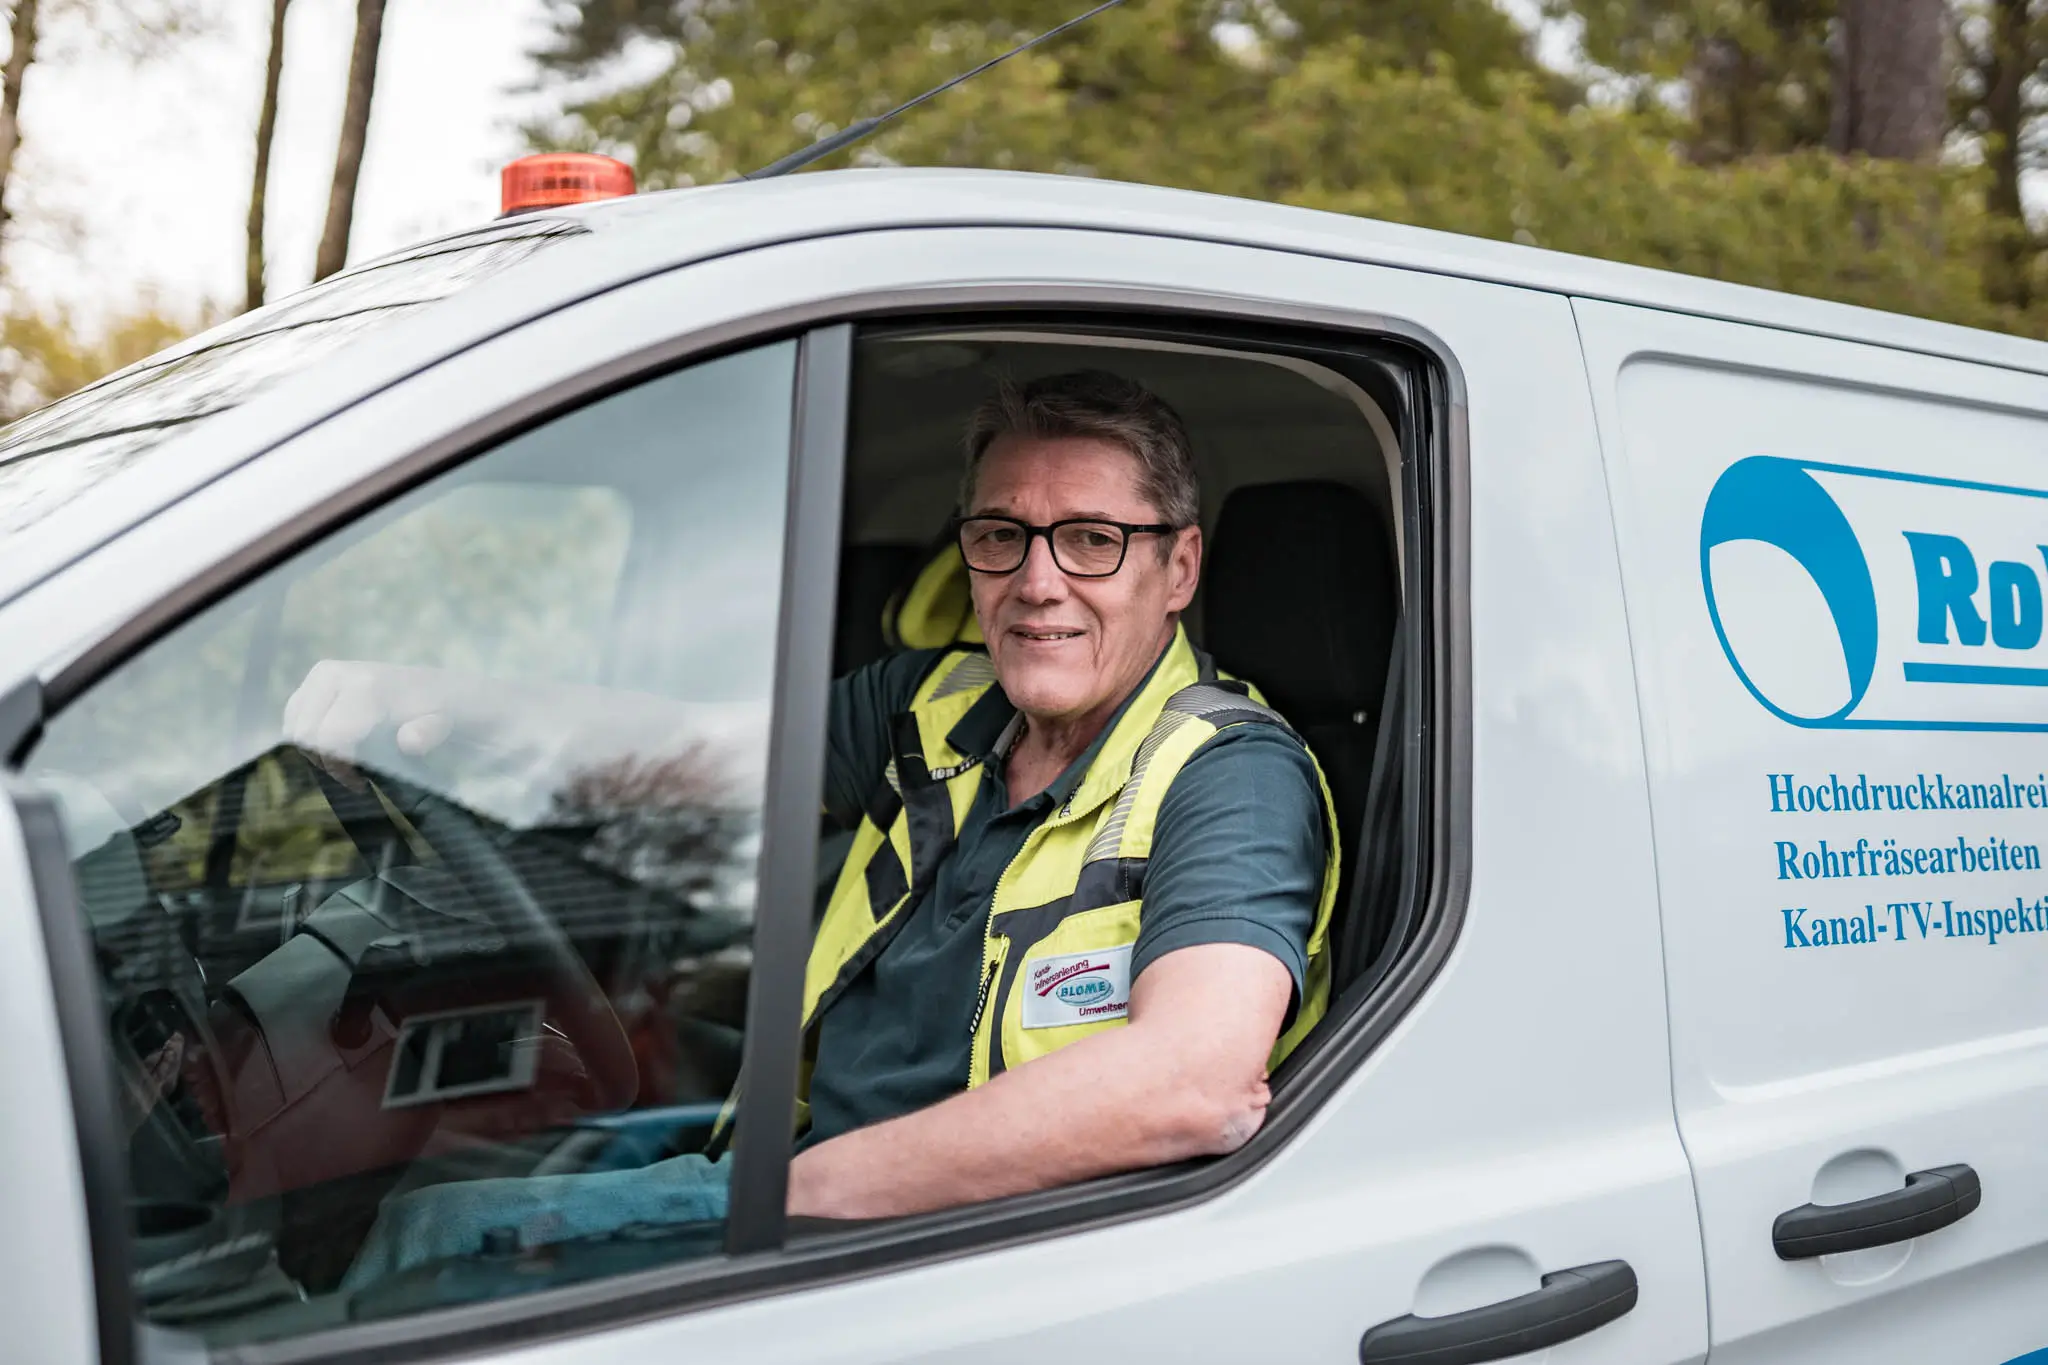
top-left (340, 1152), bottom-right (731, 1290)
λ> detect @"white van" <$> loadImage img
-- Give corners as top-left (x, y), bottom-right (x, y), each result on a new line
top-left (0, 168), bottom-right (2043, 1365)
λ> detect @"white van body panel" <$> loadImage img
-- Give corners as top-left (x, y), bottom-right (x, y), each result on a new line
top-left (1578, 296), bottom-right (2048, 1365)
top-left (0, 795), bottom-right (100, 1365)
top-left (2, 226), bottom-right (1706, 1361)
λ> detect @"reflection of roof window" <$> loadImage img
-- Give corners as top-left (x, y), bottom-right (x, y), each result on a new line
top-left (0, 216), bottom-right (590, 539)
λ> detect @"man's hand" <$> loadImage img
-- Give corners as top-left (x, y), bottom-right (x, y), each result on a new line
top-left (282, 660), bottom-right (469, 763)
top-left (279, 661), bottom-right (767, 795)
top-left (786, 942), bottom-right (1293, 1220)
top-left (120, 1033), bottom-right (186, 1136)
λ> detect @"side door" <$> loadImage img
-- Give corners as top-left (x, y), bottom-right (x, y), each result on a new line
top-left (1, 225), bottom-right (1705, 1365)
top-left (1578, 296), bottom-right (2048, 1365)
top-left (0, 780), bottom-right (114, 1365)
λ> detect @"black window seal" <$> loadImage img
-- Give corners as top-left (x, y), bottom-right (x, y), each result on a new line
top-left (12, 279), bottom-right (1471, 1365)
top-left (3, 772), bottom-right (138, 1365)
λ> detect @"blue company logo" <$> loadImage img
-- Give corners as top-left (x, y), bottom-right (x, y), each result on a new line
top-left (1055, 975), bottom-right (1114, 1007)
top-left (1701, 456), bottom-right (2048, 732)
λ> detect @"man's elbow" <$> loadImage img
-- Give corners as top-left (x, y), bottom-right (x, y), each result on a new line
top-left (1144, 1067), bottom-right (1272, 1162)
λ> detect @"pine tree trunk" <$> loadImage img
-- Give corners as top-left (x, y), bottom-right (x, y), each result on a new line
top-left (1983, 0), bottom-right (2031, 306)
top-left (1829, 0), bottom-right (1946, 159)
top-left (245, 0), bottom-right (291, 311)
top-left (313, 0), bottom-right (386, 283)
top-left (0, 0), bottom-right (43, 250)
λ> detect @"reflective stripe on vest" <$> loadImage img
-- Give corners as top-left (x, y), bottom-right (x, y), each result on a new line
top-left (803, 624), bottom-right (1341, 1102)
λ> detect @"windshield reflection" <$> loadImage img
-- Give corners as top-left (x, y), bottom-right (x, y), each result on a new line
top-left (0, 217), bottom-right (589, 538)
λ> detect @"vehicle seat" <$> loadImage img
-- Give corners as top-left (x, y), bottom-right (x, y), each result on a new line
top-left (1203, 479), bottom-right (1398, 984)
top-left (833, 542), bottom-right (925, 675)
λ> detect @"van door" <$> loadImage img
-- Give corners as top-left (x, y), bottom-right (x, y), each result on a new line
top-left (1578, 296), bottom-right (2048, 1365)
top-left (0, 772), bottom-right (117, 1365)
top-left (4, 226), bottom-right (1707, 1364)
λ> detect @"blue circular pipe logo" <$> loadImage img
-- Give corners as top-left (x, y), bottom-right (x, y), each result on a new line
top-left (1700, 456), bottom-right (1880, 725)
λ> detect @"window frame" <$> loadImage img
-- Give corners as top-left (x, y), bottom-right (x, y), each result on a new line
top-left (10, 270), bottom-right (1472, 1365)
top-left (4, 774), bottom-right (137, 1365)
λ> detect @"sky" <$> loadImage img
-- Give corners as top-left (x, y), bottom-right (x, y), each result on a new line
top-left (9, 0), bottom-right (554, 324)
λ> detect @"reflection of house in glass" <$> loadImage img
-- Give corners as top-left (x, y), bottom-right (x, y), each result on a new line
top-left (75, 739), bottom-right (758, 1133)
top-left (0, 216), bottom-right (590, 539)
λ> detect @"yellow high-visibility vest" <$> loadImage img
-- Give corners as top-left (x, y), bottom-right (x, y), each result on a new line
top-left (803, 625), bottom-right (1340, 1105)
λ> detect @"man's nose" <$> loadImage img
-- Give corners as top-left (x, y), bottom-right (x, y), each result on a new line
top-left (1013, 532), bottom-right (1069, 601)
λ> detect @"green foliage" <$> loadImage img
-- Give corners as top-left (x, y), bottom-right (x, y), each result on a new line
top-left (1273, 57), bottom-right (2012, 330)
top-left (1566, 0), bottom-right (1837, 161)
top-left (523, 0), bottom-right (2046, 339)
top-left (527, 0), bottom-right (1567, 188)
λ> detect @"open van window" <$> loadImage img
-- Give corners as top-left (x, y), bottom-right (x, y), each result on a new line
top-left (833, 323), bottom-right (1412, 1003)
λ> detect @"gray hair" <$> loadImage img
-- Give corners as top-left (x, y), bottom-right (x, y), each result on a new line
top-left (960, 370), bottom-right (1200, 532)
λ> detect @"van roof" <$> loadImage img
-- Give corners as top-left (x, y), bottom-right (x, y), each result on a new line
top-left (6, 167), bottom-right (2044, 605)
top-left (582, 167), bottom-right (2048, 377)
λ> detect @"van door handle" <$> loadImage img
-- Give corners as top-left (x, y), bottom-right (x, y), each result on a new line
top-left (1357, 1259), bottom-right (1638, 1365)
top-left (1772, 1163), bottom-right (1981, 1260)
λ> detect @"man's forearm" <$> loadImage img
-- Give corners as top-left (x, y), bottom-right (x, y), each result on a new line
top-left (786, 997), bottom-right (1276, 1220)
top-left (786, 945), bottom-right (1293, 1220)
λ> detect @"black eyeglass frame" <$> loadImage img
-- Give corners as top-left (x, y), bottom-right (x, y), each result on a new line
top-left (954, 514), bottom-right (1181, 578)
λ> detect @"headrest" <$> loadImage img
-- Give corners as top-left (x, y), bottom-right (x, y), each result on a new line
top-left (1204, 480), bottom-right (1395, 722)
top-left (884, 543), bottom-right (985, 651)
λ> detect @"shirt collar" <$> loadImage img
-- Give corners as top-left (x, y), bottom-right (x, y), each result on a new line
top-left (944, 637), bottom-right (1176, 806)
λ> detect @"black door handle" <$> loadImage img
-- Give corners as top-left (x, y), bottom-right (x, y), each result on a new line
top-left (1772, 1163), bottom-right (1981, 1260)
top-left (1358, 1260), bottom-right (1638, 1365)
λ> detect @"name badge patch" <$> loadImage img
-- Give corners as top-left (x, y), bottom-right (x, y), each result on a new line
top-left (1021, 945), bottom-right (1133, 1029)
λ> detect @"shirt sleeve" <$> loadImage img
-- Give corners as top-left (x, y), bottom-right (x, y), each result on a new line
top-left (822, 648), bottom-right (946, 830)
top-left (1130, 722), bottom-right (1329, 1009)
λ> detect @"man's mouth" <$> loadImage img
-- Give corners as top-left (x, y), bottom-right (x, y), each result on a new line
top-left (1012, 627), bottom-right (1084, 642)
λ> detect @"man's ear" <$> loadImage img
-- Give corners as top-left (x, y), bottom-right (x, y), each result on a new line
top-left (1165, 525), bottom-right (1202, 613)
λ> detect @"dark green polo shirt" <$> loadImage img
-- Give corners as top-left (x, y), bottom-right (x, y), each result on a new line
top-left (804, 642), bottom-right (1327, 1147)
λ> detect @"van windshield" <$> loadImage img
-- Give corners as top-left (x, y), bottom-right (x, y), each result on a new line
top-left (0, 216), bottom-right (589, 540)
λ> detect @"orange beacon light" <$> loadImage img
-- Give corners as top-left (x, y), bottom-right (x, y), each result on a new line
top-left (500, 153), bottom-right (635, 215)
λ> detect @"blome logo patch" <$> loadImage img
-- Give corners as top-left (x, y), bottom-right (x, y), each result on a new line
top-left (1020, 944), bottom-right (1132, 1030)
top-left (1701, 456), bottom-right (2048, 731)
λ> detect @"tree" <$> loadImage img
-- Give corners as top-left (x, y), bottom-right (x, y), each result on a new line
top-left (526, 0), bottom-right (1569, 190)
top-left (1830, 0), bottom-right (1947, 158)
top-left (245, 0), bottom-right (289, 311)
top-left (1561, 0), bottom-right (1837, 163)
top-left (313, 0), bottom-right (385, 282)
top-left (1, 0), bottom-right (212, 271)
top-left (523, 0), bottom-right (2048, 339)
top-left (1954, 0), bottom-right (2048, 305)
top-left (0, 0), bottom-right (43, 247)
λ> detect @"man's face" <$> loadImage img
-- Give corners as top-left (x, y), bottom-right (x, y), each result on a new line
top-left (966, 434), bottom-right (1201, 727)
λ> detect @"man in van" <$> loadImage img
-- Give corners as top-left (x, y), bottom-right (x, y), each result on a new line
top-left (289, 370), bottom-right (1339, 1272)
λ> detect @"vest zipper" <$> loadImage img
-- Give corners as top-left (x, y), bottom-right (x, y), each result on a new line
top-left (970, 785), bottom-right (1101, 1072)
top-left (969, 822), bottom-right (1031, 1073)
top-left (968, 958), bottom-right (998, 1038)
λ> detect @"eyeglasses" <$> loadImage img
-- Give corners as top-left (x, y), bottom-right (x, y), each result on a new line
top-left (956, 515), bottom-right (1179, 578)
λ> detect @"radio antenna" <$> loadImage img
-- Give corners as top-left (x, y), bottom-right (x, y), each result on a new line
top-left (743, 0), bottom-right (1127, 179)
